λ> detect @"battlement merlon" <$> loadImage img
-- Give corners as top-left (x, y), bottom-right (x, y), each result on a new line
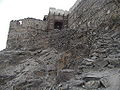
top-left (49, 7), bottom-right (69, 16)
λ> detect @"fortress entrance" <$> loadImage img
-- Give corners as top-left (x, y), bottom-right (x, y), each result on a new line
top-left (54, 22), bottom-right (63, 30)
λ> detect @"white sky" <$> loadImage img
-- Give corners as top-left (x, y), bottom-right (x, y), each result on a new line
top-left (0, 0), bottom-right (76, 50)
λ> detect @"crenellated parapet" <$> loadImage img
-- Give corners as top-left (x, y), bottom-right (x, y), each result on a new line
top-left (49, 7), bottom-right (69, 16)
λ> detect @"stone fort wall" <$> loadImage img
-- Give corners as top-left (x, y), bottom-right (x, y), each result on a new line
top-left (68, 0), bottom-right (120, 29)
top-left (7, 18), bottom-right (48, 50)
top-left (68, 0), bottom-right (120, 65)
top-left (47, 8), bottom-right (69, 30)
top-left (6, 0), bottom-right (120, 53)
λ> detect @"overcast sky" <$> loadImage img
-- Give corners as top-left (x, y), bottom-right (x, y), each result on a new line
top-left (0, 0), bottom-right (76, 50)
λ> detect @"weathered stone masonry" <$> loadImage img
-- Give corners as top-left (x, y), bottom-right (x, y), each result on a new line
top-left (6, 0), bottom-right (120, 59)
top-left (47, 8), bottom-right (69, 30)
top-left (1, 0), bottom-right (120, 90)
top-left (68, 0), bottom-right (120, 29)
top-left (7, 18), bottom-right (47, 50)
top-left (6, 8), bottom-right (69, 50)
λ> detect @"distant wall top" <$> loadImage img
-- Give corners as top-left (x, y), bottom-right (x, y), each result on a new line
top-left (49, 7), bottom-right (69, 16)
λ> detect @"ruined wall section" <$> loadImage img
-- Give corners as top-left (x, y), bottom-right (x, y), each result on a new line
top-left (7, 18), bottom-right (48, 50)
top-left (68, 0), bottom-right (120, 68)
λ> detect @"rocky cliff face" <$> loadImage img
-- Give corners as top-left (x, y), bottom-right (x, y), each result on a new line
top-left (0, 0), bottom-right (120, 90)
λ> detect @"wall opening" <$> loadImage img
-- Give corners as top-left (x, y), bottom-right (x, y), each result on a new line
top-left (43, 17), bottom-right (47, 21)
top-left (54, 22), bottom-right (63, 30)
top-left (19, 21), bottom-right (22, 25)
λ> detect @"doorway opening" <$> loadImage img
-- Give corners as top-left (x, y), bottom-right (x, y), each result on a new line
top-left (54, 22), bottom-right (63, 30)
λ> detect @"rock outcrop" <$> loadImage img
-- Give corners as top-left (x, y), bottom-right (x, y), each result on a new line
top-left (0, 0), bottom-right (120, 90)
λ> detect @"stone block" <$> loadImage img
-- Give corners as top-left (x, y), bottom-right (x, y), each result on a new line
top-left (100, 77), bottom-right (110, 88)
top-left (56, 69), bottom-right (74, 84)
